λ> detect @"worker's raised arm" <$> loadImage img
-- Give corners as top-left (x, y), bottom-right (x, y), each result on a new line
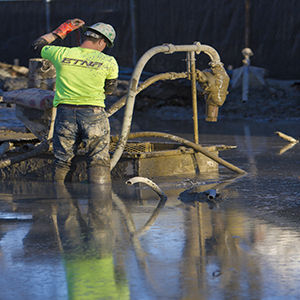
top-left (32, 18), bottom-right (85, 55)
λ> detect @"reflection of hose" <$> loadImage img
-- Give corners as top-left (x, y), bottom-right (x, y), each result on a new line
top-left (112, 176), bottom-right (168, 295)
top-left (111, 191), bottom-right (147, 267)
top-left (125, 131), bottom-right (246, 174)
top-left (112, 190), bottom-right (162, 293)
top-left (112, 177), bottom-right (167, 237)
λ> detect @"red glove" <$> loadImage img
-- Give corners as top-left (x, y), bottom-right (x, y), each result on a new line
top-left (52, 18), bottom-right (85, 39)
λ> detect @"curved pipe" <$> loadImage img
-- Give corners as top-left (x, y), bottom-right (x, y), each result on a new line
top-left (107, 72), bottom-right (187, 117)
top-left (126, 176), bottom-right (167, 237)
top-left (110, 43), bottom-right (221, 170)
top-left (126, 131), bottom-right (247, 175)
top-left (126, 176), bottom-right (167, 201)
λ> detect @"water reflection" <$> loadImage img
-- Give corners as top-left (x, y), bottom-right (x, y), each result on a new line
top-left (278, 142), bottom-right (298, 155)
top-left (0, 127), bottom-right (300, 300)
top-left (181, 204), bottom-right (263, 300)
top-left (0, 182), bottom-right (131, 299)
top-left (54, 183), bottom-right (130, 299)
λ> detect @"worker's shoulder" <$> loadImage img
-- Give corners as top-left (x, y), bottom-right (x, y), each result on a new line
top-left (42, 45), bottom-right (70, 56)
top-left (101, 52), bottom-right (118, 66)
top-left (43, 45), bottom-right (69, 51)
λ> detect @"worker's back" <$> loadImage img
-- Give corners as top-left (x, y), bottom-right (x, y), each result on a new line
top-left (41, 45), bottom-right (118, 107)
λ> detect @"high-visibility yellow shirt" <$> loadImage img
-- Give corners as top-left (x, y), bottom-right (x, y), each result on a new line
top-left (41, 45), bottom-right (118, 107)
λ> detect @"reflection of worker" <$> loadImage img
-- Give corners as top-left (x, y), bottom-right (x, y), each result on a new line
top-left (56, 183), bottom-right (130, 299)
top-left (32, 19), bottom-right (119, 183)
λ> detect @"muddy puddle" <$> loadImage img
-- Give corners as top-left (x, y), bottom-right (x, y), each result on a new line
top-left (0, 119), bottom-right (300, 299)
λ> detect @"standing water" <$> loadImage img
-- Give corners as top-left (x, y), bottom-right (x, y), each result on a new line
top-left (0, 119), bottom-right (299, 299)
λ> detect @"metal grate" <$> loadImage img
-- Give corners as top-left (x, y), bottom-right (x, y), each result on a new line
top-left (109, 141), bottom-right (152, 154)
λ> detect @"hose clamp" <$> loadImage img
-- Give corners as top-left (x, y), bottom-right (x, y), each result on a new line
top-left (163, 43), bottom-right (176, 54)
top-left (193, 41), bottom-right (202, 55)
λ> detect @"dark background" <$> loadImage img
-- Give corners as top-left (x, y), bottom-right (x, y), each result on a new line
top-left (0, 0), bottom-right (299, 79)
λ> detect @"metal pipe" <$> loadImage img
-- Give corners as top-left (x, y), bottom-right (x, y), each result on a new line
top-left (245, 0), bottom-right (251, 48)
top-left (129, 0), bottom-right (138, 66)
top-left (44, 0), bottom-right (51, 32)
top-left (47, 107), bottom-right (57, 140)
top-left (126, 131), bottom-right (247, 174)
top-left (110, 43), bottom-right (221, 170)
top-left (241, 48), bottom-right (253, 103)
top-left (189, 51), bottom-right (199, 144)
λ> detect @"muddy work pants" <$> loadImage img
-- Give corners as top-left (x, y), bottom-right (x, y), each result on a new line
top-left (53, 104), bottom-right (111, 183)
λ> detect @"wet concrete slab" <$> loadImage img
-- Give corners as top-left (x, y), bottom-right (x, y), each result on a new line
top-left (0, 119), bottom-right (300, 299)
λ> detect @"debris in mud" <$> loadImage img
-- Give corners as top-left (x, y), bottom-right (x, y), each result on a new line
top-left (275, 131), bottom-right (299, 144)
top-left (0, 62), bottom-right (28, 77)
top-left (212, 270), bottom-right (222, 278)
top-left (178, 188), bottom-right (223, 209)
top-left (0, 61), bottom-right (29, 92)
top-left (275, 131), bottom-right (299, 155)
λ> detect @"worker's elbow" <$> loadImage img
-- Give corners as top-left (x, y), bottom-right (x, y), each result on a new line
top-left (104, 79), bottom-right (118, 95)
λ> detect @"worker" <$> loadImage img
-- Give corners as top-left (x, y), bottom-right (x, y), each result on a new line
top-left (32, 19), bottom-right (119, 184)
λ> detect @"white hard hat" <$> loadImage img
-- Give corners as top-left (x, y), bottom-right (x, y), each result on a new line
top-left (84, 22), bottom-right (116, 48)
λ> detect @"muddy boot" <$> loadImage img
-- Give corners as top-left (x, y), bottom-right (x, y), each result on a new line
top-left (53, 162), bottom-right (70, 183)
top-left (87, 165), bottom-right (111, 184)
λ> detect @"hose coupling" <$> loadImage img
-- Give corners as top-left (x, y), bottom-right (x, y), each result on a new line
top-left (163, 43), bottom-right (176, 54)
top-left (209, 61), bottom-right (224, 68)
top-left (193, 41), bottom-right (202, 54)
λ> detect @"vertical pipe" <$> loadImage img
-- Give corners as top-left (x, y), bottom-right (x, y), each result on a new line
top-left (44, 0), bottom-right (51, 32)
top-left (186, 52), bottom-right (191, 79)
top-left (245, 0), bottom-right (251, 48)
top-left (47, 107), bottom-right (57, 140)
top-left (190, 51), bottom-right (199, 144)
top-left (129, 0), bottom-right (137, 66)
